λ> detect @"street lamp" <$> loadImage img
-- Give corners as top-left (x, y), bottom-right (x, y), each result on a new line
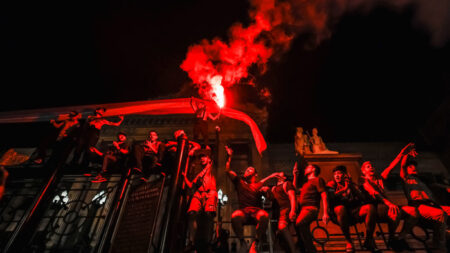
top-left (218, 189), bottom-right (228, 206)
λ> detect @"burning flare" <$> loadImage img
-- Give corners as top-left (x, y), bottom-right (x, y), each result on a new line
top-left (209, 75), bottom-right (225, 108)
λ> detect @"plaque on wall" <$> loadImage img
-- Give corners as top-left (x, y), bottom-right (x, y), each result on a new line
top-left (111, 179), bottom-right (165, 253)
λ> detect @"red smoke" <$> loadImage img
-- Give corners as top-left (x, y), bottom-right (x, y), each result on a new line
top-left (180, 0), bottom-right (292, 107)
top-left (180, 0), bottom-right (344, 106)
top-left (181, 0), bottom-right (447, 106)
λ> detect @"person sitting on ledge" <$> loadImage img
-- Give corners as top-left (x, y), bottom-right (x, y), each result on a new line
top-left (327, 165), bottom-right (377, 252)
top-left (398, 144), bottom-right (450, 252)
top-left (91, 132), bottom-right (129, 183)
top-left (360, 143), bottom-right (419, 251)
top-left (133, 130), bottom-right (165, 182)
top-left (225, 145), bottom-right (283, 253)
top-left (71, 107), bottom-right (124, 167)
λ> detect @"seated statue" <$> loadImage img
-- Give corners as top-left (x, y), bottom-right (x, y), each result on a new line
top-left (310, 128), bottom-right (338, 154)
top-left (295, 127), bottom-right (311, 156)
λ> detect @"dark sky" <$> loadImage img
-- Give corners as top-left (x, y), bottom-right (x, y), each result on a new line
top-left (1, 0), bottom-right (449, 144)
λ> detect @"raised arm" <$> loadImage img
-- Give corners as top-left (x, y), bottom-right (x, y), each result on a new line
top-left (224, 146), bottom-right (237, 181)
top-left (400, 146), bottom-right (417, 181)
top-left (400, 155), bottom-right (408, 181)
top-left (105, 115), bottom-right (124, 127)
top-left (381, 143), bottom-right (414, 180)
top-left (260, 172), bottom-right (282, 185)
top-left (188, 141), bottom-right (201, 156)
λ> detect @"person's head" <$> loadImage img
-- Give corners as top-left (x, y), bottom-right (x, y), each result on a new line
top-left (305, 164), bottom-right (321, 177)
top-left (404, 160), bottom-right (418, 175)
top-left (148, 131), bottom-right (158, 142)
top-left (296, 127), bottom-right (303, 134)
top-left (199, 153), bottom-right (211, 166)
top-left (312, 128), bottom-right (318, 136)
top-left (117, 132), bottom-right (127, 142)
top-left (361, 161), bottom-right (375, 177)
top-left (333, 166), bottom-right (347, 183)
top-left (243, 166), bottom-right (257, 181)
top-left (174, 129), bottom-right (186, 140)
top-left (95, 107), bottom-right (106, 116)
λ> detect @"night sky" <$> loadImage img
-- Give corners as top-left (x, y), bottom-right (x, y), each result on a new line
top-left (1, 0), bottom-right (449, 145)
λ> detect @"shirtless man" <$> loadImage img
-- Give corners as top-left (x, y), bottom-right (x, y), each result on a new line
top-left (72, 107), bottom-right (123, 166)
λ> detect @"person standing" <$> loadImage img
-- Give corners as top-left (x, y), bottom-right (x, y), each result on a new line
top-left (294, 164), bottom-right (330, 253)
top-left (269, 171), bottom-right (297, 253)
top-left (182, 150), bottom-right (217, 252)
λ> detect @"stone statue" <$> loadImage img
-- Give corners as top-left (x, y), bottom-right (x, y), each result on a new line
top-left (310, 128), bottom-right (338, 154)
top-left (295, 127), bottom-right (311, 156)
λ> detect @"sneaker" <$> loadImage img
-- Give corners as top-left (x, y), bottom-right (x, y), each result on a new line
top-left (345, 242), bottom-right (355, 253)
top-left (91, 175), bottom-right (107, 183)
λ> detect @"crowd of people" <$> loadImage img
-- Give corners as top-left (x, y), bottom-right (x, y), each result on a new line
top-left (183, 143), bottom-right (449, 253)
top-left (4, 105), bottom-right (449, 253)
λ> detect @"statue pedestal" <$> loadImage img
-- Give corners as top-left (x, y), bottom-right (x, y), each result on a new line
top-left (303, 153), bottom-right (362, 183)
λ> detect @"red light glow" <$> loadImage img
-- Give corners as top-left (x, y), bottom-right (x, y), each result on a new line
top-left (209, 75), bottom-right (225, 108)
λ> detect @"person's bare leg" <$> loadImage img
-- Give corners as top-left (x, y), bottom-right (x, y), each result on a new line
top-left (334, 205), bottom-right (353, 251)
top-left (231, 210), bottom-right (247, 251)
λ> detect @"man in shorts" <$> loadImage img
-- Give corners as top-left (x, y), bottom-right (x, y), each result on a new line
top-left (182, 149), bottom-right (217, 252)
top-left (225, 146), bottom-right (283, 253)
top-left (327, 165), bottom-right (377, 252)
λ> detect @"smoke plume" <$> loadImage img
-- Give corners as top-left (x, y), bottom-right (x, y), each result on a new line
top-left (181, 0), bottom-right (450, 106)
